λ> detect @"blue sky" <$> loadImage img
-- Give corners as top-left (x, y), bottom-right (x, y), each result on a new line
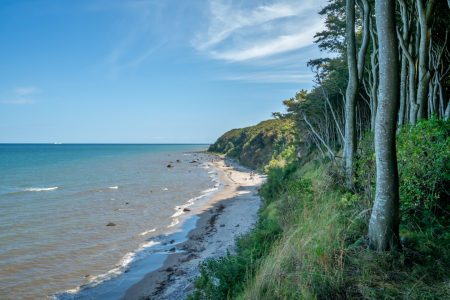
top-left (0, 0), bottom-right (326, 143)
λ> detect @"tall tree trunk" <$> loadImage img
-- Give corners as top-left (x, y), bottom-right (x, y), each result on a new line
top-left (357, 0), bottom-right (371, 84)
top-left (345, 0), bottom-right (359, 184)
top-left (398, 2), bottom-right (410, 126)
top-left (416, 0), bottom-right (438, 120)
top-left (370, 17), bottom-right (379, 131)
top-left (369, 0), bottom-right (401, 251)
top-left (397, 27), bottom-right (418, 125)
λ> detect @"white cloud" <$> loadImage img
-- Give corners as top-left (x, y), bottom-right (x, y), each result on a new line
top-left (1, 87), bottom-right (41, 104)
top-left (192, 0), bottom-right (325, 61)
top-left (223, 72), bottom-right (313, 83)
top-left (13, 87), bottom-right (41, 96)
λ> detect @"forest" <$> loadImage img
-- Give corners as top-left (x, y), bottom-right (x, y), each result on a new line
top-left (191, 0), bottom-right (450, 298)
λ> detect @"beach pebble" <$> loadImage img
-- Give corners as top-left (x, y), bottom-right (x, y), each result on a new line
top-left (166, 267), bottom-right (174, 272)
top-left (216, 240), bottom-right (221, 242)
top-left (236, 224), bottom-right (240, 227)
top-left (167, 164), bottom-right (174, 168)
top-left (106, 223), bottom-right (116, 226)
top-left (176, 269), bottom-right (187, 276)
top-left (220, 224), bottom-right (225, 227)
top-left (180, 253), bottom-right (197, 262)
top-left (183, 208), bottom-right (191, 212)
top-left (184, 282), bottom-right (195, 292)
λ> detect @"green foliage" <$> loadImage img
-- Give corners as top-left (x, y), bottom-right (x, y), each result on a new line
top-left (259, 161), bottom-right (300, 203)
top-left (208, 119), bottom-right (298, 170)
top-left (355, 118), bottom-right (450, 225)
top-left (188, 207), bottom-right (282, 300)
top-left (397, 118), bottom-right (450, 224)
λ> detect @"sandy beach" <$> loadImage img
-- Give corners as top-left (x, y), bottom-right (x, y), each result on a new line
top-left (119, 156), bottom-right (266, 300)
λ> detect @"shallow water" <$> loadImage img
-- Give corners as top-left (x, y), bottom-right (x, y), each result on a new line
top-left (0, 144), bottom-right (215, 300)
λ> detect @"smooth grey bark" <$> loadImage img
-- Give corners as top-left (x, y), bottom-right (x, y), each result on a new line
top-left (357, 0), bottom-right (371, 84)
top-left (345, 0), bottom-right (359, 183)
top-left (369, 17), bottom-right (379, 131)
top-left (397, 0), bottom-right (410, 126)
top-left (397, 27), bottom-right (419, 125)
top-left (369, 0), bottom-right (401, 251)
top-left (416, 0), bottom-right (438, 120)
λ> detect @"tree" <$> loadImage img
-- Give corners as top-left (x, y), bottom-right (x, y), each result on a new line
top-left (416, 0), bottom-right (438, 120)
top-left (344, 0), bottom-right (359, 184)
top-left (368, 0), bottom-right (401, 251)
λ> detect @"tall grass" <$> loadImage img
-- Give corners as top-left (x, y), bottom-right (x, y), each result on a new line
top-left (238, 189), bottom-right (347, 299)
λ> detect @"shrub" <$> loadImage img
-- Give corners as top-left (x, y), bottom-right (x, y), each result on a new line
top-left (397, 117), bottom-right (450, 224)
top-left (187, 211), bottom-right (282, 300)
top-left (355, 117), bottom-right (450, 226)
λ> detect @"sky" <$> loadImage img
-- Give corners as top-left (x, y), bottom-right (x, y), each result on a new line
top-left (0, 0), bottom-right (327, 143)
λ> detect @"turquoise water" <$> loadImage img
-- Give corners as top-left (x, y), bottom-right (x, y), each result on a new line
top-left (0, 144), bottom-right (214, 300)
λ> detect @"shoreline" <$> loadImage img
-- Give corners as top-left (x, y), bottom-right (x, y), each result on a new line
top-left (51, 152), bottom-right (221, 300)
top-left (119, 156), bottom-right (266, 299)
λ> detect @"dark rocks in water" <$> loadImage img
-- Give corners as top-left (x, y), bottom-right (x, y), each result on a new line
top-left (180, 253), bottom-right (197, 262)
top-left (169, 247), bottom-right (176, 252)
top-left (176, 159), bottom-right (180, 163)
top-left (163, 242), bottom-right (167, 245)
top-left (106, 223), bottom-right (116, 226)
top-left (126, 202), bottom-right (129, 204)
top-left (167, 164), bottom-right (174, 168)
top-left (236, 224), bottom-right (240, 227)
top-left (183, 208), bottom-right (191, 212)
top-left (190, 160), bottom-right (197, 163)
top-left (169, 239), bottom-right (175, 244)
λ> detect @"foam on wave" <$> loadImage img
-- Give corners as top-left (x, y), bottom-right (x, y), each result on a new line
top-left (23, 187), bottom-right (58, 192)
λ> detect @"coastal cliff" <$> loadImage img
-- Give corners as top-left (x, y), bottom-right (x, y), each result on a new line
top-left (207, 119), bottom-right (299, 172)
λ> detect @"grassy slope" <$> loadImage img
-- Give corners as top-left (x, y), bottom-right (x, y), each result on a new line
top-left (192, 118), bottom-right (450, 300)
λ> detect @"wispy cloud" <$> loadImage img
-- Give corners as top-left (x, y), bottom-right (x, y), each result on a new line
top-left (192, 0), bottom-right (324, 62)
top-left (223, 72), bottom-right (314, 83)
top-left (2, 87), bottom-right (41, 104)
top-left (94, 0), bottom-right (169, 78)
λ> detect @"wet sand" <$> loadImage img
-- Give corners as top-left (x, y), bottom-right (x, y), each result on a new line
top-left (119, 156), bottom-right (266, 299)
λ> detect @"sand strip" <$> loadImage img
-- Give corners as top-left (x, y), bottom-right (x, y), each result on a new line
top-left (119, 156), bottom-right (266, 300)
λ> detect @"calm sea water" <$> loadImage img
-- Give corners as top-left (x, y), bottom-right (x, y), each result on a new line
top-left (0, 144), bottom-right (215, 300)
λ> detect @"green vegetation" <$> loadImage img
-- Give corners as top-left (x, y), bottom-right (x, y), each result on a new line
top-left (196, 0), bottom-right (450, 296)
top-left (208, 119), bottom-right (300, 172)
top-left (189, 117), bottom-right (450, 299)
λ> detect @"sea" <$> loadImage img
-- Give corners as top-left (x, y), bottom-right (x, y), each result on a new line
top-left (0, 144), bottom-right (220, 300)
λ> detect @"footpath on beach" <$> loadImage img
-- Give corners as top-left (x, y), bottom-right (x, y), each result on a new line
top-left (120, 156), bottom-right (266, 300)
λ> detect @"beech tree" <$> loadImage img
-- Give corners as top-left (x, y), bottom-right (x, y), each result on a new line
top-left (368, 0), bottom-right (401, 251)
